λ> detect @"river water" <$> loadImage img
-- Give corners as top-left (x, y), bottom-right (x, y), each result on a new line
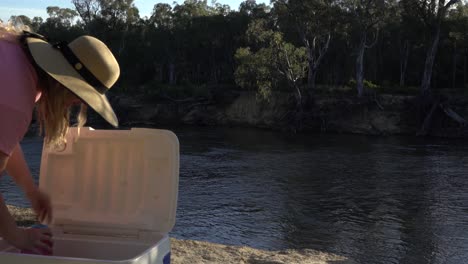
top-left (1, 126), bottom-right (467, 264)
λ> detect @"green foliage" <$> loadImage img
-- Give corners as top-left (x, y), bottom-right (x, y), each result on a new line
top-left (99, 0), bottom-right (139, 26)
top-left (364, 80), bottom-right (379, 90)
top-left (348, 79), bottom-right (379, 90)
top-left (8, 0), bottom-right (468, 99)
top-left (235, 19), bottom-right (307, 102)
top-left (347, 79), bottom-right (420, 95)
top-left (348, 79), bottom-right (381, 92)
top-left (234, 47), bottom-right (274, 101)
top-left (46, 6), bottom-right (78, 28)
top-left (150, 3), bottom-right (173, 28)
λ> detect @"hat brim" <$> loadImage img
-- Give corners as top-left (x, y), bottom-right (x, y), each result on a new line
top-left (26, 37), bottom-right (118, 127)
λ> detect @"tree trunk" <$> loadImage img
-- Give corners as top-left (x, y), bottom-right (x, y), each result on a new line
top-left (118, 24), bottom-right (128, 57)
top-left (159, 65), bottom-right (163, 82)
top-left (421, 25), bottom-right (441, 94)
top-left (169, 62), bottom-right (176, 85)
top-left (154, 62), bottom-right (163, 82)
top-left (452, 42), bottom-right (457, 89)
top-left (307, 46), bottom-right (316, 91)
top-left (441, 103), bottom-right (467, 125)
top-left (417, 97), bottom-right (440, 136)
top-left (211, 67), bottom-right (218, 85)
top-left (400, 40), bottom-right (409, 87)
top-left (464, 50), bottom-right (467, 87)
top-left (294, 84), bottom-right (303, 108)
top-left (304, 35), bottom-right (329, 92)
top-left (293, 83), bottom-right (304, 132)
top-left (356, 34), bottom-right (366, 97)
top-left (309, 69), bottom-right (317, 90)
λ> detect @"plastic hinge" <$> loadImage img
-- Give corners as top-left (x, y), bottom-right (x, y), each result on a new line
top-left (56, 225), bottom-right (161, 242)
top-left (58, 224), bottom-right (139, 239)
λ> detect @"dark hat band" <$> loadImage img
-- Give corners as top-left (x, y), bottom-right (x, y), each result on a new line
top-left (22, 31), bottom-right (108, 95)
top-left (52, 41), bottom-right (108, 94)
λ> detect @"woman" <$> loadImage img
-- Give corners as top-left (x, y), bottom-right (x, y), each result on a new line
top-left (0, 23), bottom-right (120, 254)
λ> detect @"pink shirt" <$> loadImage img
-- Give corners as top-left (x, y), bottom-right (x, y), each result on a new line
top-left (0, 35), bottom-right (41, 156)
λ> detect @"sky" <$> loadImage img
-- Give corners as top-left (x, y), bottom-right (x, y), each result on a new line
top-left (0, 0), bottom-right (270, 22)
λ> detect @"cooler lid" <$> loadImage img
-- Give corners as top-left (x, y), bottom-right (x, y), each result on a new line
top-left (39, 127), bottom-right (179, 235)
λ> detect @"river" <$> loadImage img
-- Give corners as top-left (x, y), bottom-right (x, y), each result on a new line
top-left (1, 126), bottom-right (467, 264)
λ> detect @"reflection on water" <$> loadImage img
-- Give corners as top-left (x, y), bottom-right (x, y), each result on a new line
top-left (1, 127), bottom-right (468, 264)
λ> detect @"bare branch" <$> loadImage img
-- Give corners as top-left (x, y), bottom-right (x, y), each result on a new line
top-left (445, 0), bottom-right (460, 8)
top-left (314, 34), bottom-right (331, 70)
top-left (365, 29), bottom-right (379, 49)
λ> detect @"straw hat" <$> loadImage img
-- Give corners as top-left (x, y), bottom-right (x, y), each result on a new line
top-left (23, 31), bottom-right (120, 127)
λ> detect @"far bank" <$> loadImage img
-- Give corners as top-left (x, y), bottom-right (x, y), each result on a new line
top-left (90, 89), bottom-right (468, 139)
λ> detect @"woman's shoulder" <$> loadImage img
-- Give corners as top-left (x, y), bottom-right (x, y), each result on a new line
top-left (0, 33), bottom-right (25, 61)
top-left (0, 104), bottom-right (32, 156)
top-left (0, 32), bottom-right (38, 113)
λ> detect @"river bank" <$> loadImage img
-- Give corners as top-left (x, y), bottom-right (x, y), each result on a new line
top-left (98, 89), bottom-right (468, 139)
top-left (9, 206), bottom-right (356, 264)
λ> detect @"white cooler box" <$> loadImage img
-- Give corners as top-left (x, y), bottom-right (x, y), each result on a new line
top-left (0, 127), bottom-right (179, 264)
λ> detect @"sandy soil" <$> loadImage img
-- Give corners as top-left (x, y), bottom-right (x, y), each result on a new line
top-left (9, 205), bottom-right (356, 264)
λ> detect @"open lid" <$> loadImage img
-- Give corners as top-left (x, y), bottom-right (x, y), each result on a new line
top-left (39, 127), bottom-right (179, 236)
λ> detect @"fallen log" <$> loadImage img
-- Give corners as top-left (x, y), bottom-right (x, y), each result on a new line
top-left (440, 103), bottom-right (467, 126)
top-left (417, 97), bottom-right (440, 136)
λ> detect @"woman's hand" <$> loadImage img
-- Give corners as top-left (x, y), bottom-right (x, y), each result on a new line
top-left (12, 226), bottom-right (53, 255)
top-left (26, 189), bottom-right (53, 224)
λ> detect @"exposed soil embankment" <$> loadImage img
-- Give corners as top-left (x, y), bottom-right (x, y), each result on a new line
top-left (103, 91), bottom-right (468, 138)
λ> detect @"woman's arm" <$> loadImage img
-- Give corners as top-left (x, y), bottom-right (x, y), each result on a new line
top-left (5, 144), bottom-right (52, 223)
top-left (5, 144), bottom-right (36, 196)
top-left (0, 153), bottom-right (18, 244)
top-left (0, 149), bottom-right (53, 253)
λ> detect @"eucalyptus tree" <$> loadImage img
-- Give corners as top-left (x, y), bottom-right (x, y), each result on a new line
top-left (36, 6), bottom-right (84, 44)
top-left (46, 6), bottom-right (79, 28)
top-left (150, 3), bottom-right (173, 28)
top-left (272, 0), bottom-right (338, 91)
top-left (213, 2), bottom-right (231, 16)
top-left (71, 0), bottom-right (101, 29)
top-left (98, 0), bottom-right (140, 57)
top-left (147, 3), bottom-right (177, 84)
top-left (235, 19), bottom-right (307, 109)
top-left (447, 2), bottom-right (468, 88)
top-left (168, 0), bottom-right (208, 85)
top-left (398, 0), bottom-right (423, 87)
top-left (401, 0), bottom-right (460, 94)
top-left (31, 17), bottom-right (44, 32)
top-left (239, 0), bottom-right (270, 18)
top-left (98, 0), bottom-right (140, 27)
top-left (338, 0), bottom-right (388, 97)
top-left (172, 0), bottom-right (214, 27)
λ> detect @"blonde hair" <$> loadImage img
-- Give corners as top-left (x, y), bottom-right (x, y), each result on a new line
top-left (1, 19), bottom-right (88, 149)
top-left (0, 18), bottom-right (30, 42)
top-left (36, 73), bottom-right (88, 149)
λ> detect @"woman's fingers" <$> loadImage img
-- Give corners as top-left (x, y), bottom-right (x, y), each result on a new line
top-left (30, 189), bottom-right (53, 224)
top-left (35, 231), bottom-right (53, 254)
top-left (18, 227), bottom-right (54, 255)
top-left (38, 206), bottom-right (52, 224)
top-left (46, 206), bottom-right (53, 223)
top-left (40, 228), bottom-right (52, 237)
top-left (38, 210), bottom-right (44, 222)
top-left (34, 240), bottom-right (52, 255)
